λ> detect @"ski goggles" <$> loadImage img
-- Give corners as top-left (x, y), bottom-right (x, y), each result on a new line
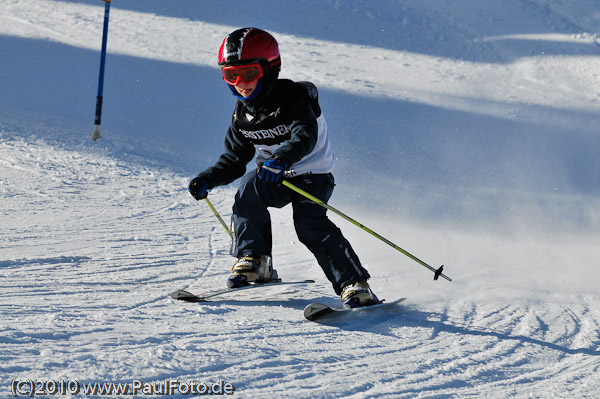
top-left (221, 63), bottom-right (263, 85)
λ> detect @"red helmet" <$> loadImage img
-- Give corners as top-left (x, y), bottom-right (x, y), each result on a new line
top-left (218, 27), bottom-right (281, 71)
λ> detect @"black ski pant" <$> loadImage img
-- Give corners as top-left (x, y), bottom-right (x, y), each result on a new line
top-left (232, 172), bottom-right (370, 295)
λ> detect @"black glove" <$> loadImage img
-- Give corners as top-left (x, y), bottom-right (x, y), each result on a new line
top-left (258, 157), bottom-right (289, 184)
top-left (188, 176), bottom-right (209, 200)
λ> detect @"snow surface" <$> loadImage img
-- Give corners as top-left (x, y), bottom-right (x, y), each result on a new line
top-left (2, 0), bottom-right (600, 397)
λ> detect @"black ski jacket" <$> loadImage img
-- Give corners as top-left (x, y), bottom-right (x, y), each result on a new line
top-left (198, 79), bottom-right (329, 188)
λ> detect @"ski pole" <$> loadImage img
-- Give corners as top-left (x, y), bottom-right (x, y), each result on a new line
top-left (92, 0), bottom-right (112, 141)
top-left (204, 197), bottom-right (232, 237)
top-left (282, 180), bottom-right (452, 282)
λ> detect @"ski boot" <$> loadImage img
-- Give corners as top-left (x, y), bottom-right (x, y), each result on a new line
top-left (227, 255), bottom-right (280, 288)
top-left (341, 280), bottom-right (380, 308)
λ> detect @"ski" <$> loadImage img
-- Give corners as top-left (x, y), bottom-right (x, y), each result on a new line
top-left (170, 279), bottom-right (315, 303)
top-left (304, 297), bottom-right (406, 321)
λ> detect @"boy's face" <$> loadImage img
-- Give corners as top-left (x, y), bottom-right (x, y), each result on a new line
top-left (234, 79), bottom-right (259, 98)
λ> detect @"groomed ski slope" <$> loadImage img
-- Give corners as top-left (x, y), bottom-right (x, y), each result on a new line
top-left (2, 1), bottom-right (600, 398)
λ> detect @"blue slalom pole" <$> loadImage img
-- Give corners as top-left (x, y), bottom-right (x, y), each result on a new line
top-left (92, 0), bottom-right (112, 141)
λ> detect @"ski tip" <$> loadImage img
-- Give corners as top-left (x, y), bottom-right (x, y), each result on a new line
top-left (303, 303), bottom-right (333, 321)
top-left (170, 289), bottom-right (190, 299)
top-left (170, 289), bottom-right (206, 303)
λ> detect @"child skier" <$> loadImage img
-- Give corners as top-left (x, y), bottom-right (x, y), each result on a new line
top-left (188, 27), bottom-right (378, 308)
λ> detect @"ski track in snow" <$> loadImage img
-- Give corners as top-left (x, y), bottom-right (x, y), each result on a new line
top-left (2, 0), bottom-right (600, 398)
top-left (2, 132), bottom-right (600, 398)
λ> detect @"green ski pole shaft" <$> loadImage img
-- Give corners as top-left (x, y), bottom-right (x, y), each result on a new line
top-left (282, 180), bottom-right (451, 282)
top-left (204, 197), bottom-right (232, 237)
